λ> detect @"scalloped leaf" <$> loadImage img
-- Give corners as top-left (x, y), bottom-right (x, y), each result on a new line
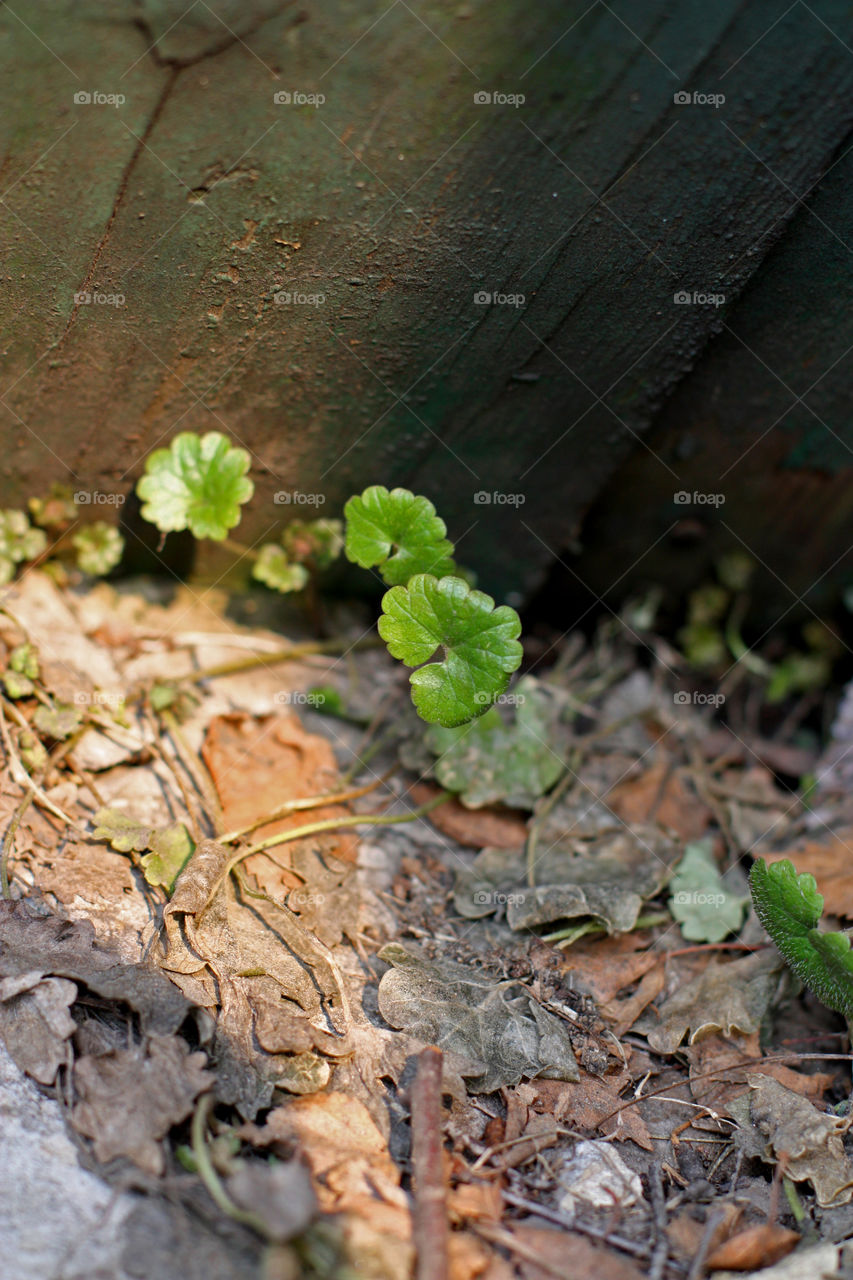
top-left (424, 677), bottom-right (568, 807)
top-left (251, 544), bottom-right (309, 593)
top-left (344, 485), bottom-right (456, 585)
top-left (669, 839), bottom-right (749, 943)
top-left (282, 518), bottom-right (343, 570)
top-left (379, 573), bottom-right (523, 726)
top-left (141, 824), bottom-right (195, 892)
top-left (94, 808), bottom-right (152, 852)
top-left (72, 522), bottom-right (124, 575)
top-left (749, 858), bottom-right (853, 1017)
top-left (0, 509), bottom-right (47, 565)
top-left (136, 431), bottom-right (254, 540)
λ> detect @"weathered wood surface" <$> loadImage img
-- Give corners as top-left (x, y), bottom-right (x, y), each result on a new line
top-left (0, 1), bottom-right (851, 603)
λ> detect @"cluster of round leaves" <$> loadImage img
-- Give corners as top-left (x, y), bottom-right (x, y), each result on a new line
top-left (0, 484), bottom-right (125, 584)
top-left (134, 442), bottom-right (524, 727)
top-left (344, 486), bottom-right (522, 726)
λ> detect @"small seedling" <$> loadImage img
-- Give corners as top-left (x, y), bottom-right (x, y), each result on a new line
top-left (749, 858), bottom-right (853, 1022)
top-left (134, 437), bottom-right (523, 726)
top-left (0, 484), bottom-right (124, 584)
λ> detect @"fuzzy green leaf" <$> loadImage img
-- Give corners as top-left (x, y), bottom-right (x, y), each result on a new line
top-left (72, 522), bottom-right (124, 575)
top-left (282, 518), bottom-right (343, 569)
top-left (10, 644), bottom-right (39, 679)
top-left (93, 808), bottom-right (153, 853)
top-left (137, 431), bottom-right (253, 540)
top-left (379, 573), bottom-right (523, 727)
top-left (669, 840), bottom-right (749, 943)
top-left (4, 671), bottom-right (34, 698)
top-left (749, 858), bottom-right (853, 1018)
top-left (344, 486), bottom-right (456, 585)
top-left (252, 545), bottom-right (309, 593)
top-left (424, 677), bottom-right (567, 807)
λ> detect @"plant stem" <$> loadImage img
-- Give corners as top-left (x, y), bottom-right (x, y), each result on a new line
top-left (217, 766), bottom-right (396, 843)
top-left (185, 634), bottom-right (383, 684)
top-left (201, 792), bottom-right (450, 915)
top-left (190, 1094), bottom-right (267, 1236)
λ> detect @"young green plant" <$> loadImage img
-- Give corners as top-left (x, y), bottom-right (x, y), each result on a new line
top-left (135, 436), bottom-right (524, 727)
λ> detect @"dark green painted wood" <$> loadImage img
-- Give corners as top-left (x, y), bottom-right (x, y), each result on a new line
top-left (0, 1), bottom-right (851, 606)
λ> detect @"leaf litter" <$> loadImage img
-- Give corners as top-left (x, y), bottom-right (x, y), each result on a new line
top-left (2, 571), bottom-right (853, 1278)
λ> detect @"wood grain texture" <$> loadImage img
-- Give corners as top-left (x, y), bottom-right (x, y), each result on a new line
top-left (0, 1), bottom-right (850, 601)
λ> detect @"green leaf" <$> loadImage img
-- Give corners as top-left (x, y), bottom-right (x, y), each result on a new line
top-left (141, 823), bottom-right (194, 891)
top-left (424, 677), bottom-right (566, 807)
top-left (32, 703), bottom-right (82, 740)
top-left (93, 807), bottom-right (194, 891)
top-left (669, 839), bottom-right (749, 943)
top-left (18, 730), bottom-right (48, 774)
top-left (379, 574), bottom-right (523, 726)
top-left (0, 509), bottom-right (47, 565)
top-left (251, 545), bottom-right (309, 593)
top-left (282, 518), bottom-right (343, 569)
top-left (749, 858), bottom-right (853, 1018)
top-left (344, 485), bottom-right (456, 585)
top-left (72, 522), bottom-right (124, 575)
top-left (136, 431), bottom-right (254, 540)
top-left (4, 671), bottom-right (34, 698)
top-left (10, 644), bottom-right (39, 679)
top-left (4, 643), bottom-right (39, 698)
top-left (93, 808), bottom-right (153, 853)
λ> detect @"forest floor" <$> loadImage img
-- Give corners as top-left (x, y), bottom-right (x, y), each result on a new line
top-left (2, 569), bottom-right (853, 1280)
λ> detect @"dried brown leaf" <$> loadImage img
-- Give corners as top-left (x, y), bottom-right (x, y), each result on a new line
top-left (377, 943), bottom-right (579, 1091)
top-left (643, 950), bottom-right (783, 1054)
top-left (71, 1035), bottom-right (213, 1175)
top-left (746, 1073), bottom-right (853, 1207)
top-left (705, 1224), bottom-right (800, 1271)
top-left (0, 971), bottom-right (76, 1084)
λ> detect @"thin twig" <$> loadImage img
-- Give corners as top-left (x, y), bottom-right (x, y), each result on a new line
top-left (649, 1162), bottom-right (668, 1280)
top-left (411, 1047), bottom-right (449, 1280)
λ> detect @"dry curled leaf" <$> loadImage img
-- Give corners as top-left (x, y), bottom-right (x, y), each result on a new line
top-left (71, 1035), bottom-right (213, 1175)
top-left (0, 971), bottom-right (76, 1084)
top-left (705, 1224), bottom-right (800, 1271)
top-left (0, 901), bottom-right (190, 1035)
top-left (643, 950), bottom-right (783, 1054)
top-left (745, 1073), bottom-right (853, 1207)
top-left (454, 829), bottom-right (676, 936)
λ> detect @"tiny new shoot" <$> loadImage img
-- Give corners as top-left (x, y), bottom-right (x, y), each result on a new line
top-left (135, 440), bottom-right (524, 728)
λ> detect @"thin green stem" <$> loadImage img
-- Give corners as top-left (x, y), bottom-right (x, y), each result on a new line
top-left (200, 792), bottom-right (450, 918)
top-left (190, 1094), bottom-right (267, 1236)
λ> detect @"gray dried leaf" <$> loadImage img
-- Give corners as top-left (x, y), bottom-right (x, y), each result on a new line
top-left (71, 1034), bottom-right (213, 1175)
top-left (0, 971), bottom-right (76, 1084)
top-left (643, 950), bottom-right (783, 1054)
top-left (0, 901), bottom-right (190, 1035)
top-left (224, 1158), bottom-right (317, 1242)
top-left (454, 828), bottom-right (676, 935)
top-left (746, 1074), bottom-right (853, 1207)
top-left (377, 943), bottom-right (578, 1092)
